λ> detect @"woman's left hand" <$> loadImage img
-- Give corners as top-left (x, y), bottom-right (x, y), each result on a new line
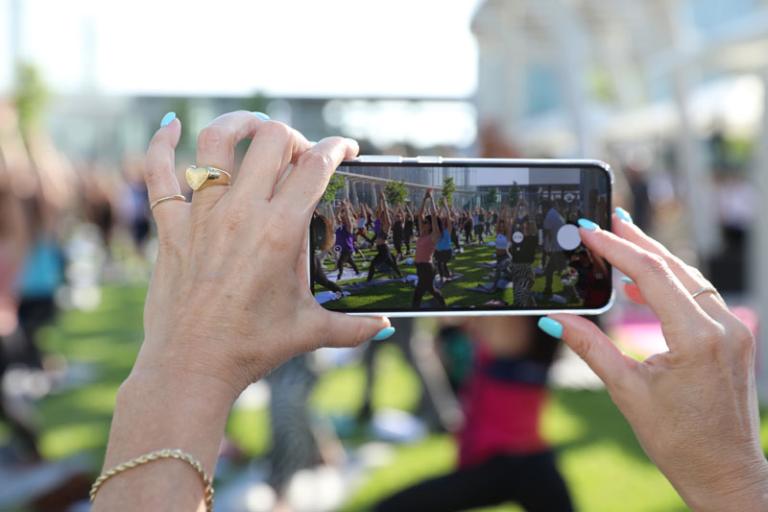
top-left (96, 113), bottom-right (391, 511)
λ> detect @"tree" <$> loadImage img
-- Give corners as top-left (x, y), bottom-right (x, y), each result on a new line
top-left (508, 182), bottom-right (521, 206)
top-left (384, 180), bottom-right (408, 206)
top-left (322, 174), bottom-right (345, 203)
top-left (441, 176), bottom-right (456, 205)
top-left (484, 187), bottom-right (500, 207)
top-left (13, 62), bottom-right (49, 136)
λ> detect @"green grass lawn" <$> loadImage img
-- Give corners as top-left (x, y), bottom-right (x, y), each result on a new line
top-left (318, 241), bottom-right (573, 311)
top-left (17, 284), bottom-right (768, 511)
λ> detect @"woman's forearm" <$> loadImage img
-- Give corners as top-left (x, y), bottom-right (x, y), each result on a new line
top-left (93, 361), bottom-right (236, 511)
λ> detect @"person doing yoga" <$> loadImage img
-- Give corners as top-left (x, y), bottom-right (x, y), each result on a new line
top-left (333, 200), bottom-right (360, 280)
top-left (403, 204), bottom-right (415, 255)
top-left (310, 210), bottom-right (342, 295)
top-left (435, 197), bottom-right (454, 283)
top-left (366, 192), bottom-right (403, 282)
top-left (412, 190), bottom-right (446, 308)
top-left (488, 206), bottom-right (512, 293)
top-left (392, 206), bottom-right (405, 261)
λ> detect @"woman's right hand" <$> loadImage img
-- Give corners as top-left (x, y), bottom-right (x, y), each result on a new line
top-left (540, 211), bottom-right (768, 511)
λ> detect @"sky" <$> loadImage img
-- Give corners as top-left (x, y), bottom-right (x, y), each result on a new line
top-left (1, 0), bottom-right (482, 98)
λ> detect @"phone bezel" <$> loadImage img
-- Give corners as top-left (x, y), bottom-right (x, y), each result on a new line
top-left (311, 157), bottom-right (615, 317)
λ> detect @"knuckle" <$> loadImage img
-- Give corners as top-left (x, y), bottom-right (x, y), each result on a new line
top-left (568, 333), bottom-right (593, 361)
top-left (729, 322), bottom-right (755, 353)
top-left (697, 321), bottom-right (726, 346)
top-left (639, 252), bottom-right (668, 276)
top-left (258, 120), bottom-right (292, 141)
top-left (666, 254), bottom-right (687, 272)
top-left (197, 125), bottom-right (231, 154)
top-left (687, 265), bottom-right (710, 285)
top-left (349, 321), bottom-right (371, 347)
top-left (299, 150), bottom-right (334, 171)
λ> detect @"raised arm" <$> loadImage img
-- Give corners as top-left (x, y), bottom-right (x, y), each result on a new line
top-left (341, 200), bottom-right (353, 233)
top-left (380, 192), bottom-right (391, 230)
top-left (429, 197), bottom-right (441, 244)
top-left (417, 190), bottom-right (430, 220)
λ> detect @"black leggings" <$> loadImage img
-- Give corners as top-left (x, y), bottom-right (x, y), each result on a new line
top-left (336, 249), bottom-right (359, 278)
top-left (474, 224), bottom-right (485, 243)
top-left (374, 451), bottom-right (573, 512)
top-left (412, 262), bottom-right (446, 308)
top-left (367, 243), bottom-right (402, 281)
top-left (0, 337), bottom-right (40, 461)
top-left (434, 249), bottom-right (452, 280)
top-left (393, 236), bottom-right (404, 257)
top-left (311, 252), bottom-right (341, 294)
top-left (17, 297), bottom-right (55, 369)
top-left (451, 229), bottom-right (461, 251)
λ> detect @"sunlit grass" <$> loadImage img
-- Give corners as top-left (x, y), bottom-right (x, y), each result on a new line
top-left (28, 284), bottom-right (765, 511)
top-left (320, 242), bottom-right (568, 310)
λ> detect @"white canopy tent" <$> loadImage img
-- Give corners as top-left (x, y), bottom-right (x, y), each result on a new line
top-left (472, 0), bottom-right (768, 400)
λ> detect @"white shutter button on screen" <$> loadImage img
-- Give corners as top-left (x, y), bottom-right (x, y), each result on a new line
top-left (557, 224), bottom-right (582, 250)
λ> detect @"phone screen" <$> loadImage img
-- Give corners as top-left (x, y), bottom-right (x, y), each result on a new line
top-left (310, 160), bottom-right (612, 314)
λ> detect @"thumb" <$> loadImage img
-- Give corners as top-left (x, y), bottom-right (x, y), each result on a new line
top-left (543, 314), bottom-right (637, 389)
top-left (319, 312), bottom-right (393, 348)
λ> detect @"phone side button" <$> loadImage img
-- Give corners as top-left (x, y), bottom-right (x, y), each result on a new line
top-left (416, 155), bottom-right (443, 164)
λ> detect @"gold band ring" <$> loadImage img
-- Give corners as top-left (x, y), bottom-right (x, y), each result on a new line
top-left (691, 286), bottom-right (718, 300)
top-left (185, 165), bottom-right (232, 191)
top-left (150, 194), bottom-right (187, 210)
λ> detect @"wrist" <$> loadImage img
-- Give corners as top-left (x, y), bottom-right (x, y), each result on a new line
top-left (681, 457), bottom-right (768, 512)
top-left (132, 334), bottom-right (254, 400)
top-left (106, 361), bottom-right (237, 472)
top-left (95, 363), bottom-right (236, 511)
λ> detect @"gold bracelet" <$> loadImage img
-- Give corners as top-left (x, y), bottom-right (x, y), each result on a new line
top-left (90, 448), bottom-right (214, 511)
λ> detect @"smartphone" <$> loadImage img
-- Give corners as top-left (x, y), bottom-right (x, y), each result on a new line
top-left (309, 157), bottom-right (613, 317)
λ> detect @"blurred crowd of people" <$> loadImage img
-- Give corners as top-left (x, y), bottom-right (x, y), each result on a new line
top-left (0, 96), bottom-right (760, 511)
top-left (0, 102), bottom-right (159, 507)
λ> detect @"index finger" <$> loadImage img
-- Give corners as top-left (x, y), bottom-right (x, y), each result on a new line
top-left (578, 220), bottom-right (712, 341)
top-left (274, 136), bottom-right (359, 217)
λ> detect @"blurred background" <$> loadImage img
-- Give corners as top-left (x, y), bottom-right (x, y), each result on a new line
top-left (0, 0), bottom-right (767, 510)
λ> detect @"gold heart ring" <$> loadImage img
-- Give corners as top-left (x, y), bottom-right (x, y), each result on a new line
top-left (185, 165), bottom-right (232, 191)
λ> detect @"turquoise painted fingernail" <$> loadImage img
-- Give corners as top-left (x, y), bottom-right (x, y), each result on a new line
top-left (538, 317), bottom-right (563, 339)
top-left (615, 207), bottom-right (633, 223)
top-left (577, 218), bottom-right (599, 231)
top-left (160, 112), bottom-right (176, 128)
top-left (252, 111), bottom-right (270, 121)
top-left (621, 276), bottom-right (634, 284)
top-left (372, 326), bottom-right (395, 341)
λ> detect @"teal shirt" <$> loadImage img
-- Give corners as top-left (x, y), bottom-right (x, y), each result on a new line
top-left (18, 238), bottom-right (63, 298)
top-left (436, 228), bottom-right (452, 251)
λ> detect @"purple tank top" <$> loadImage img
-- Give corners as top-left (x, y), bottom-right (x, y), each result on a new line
top-left (374, 219), bottom-right (385, 238)
top-left (335, 226), bottom-right (355, 252)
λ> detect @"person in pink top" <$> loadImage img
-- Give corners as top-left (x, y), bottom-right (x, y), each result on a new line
top-left (375, 316), bottom-right (572, 511)
top-left (412, 190), bottom-right (446, 309)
